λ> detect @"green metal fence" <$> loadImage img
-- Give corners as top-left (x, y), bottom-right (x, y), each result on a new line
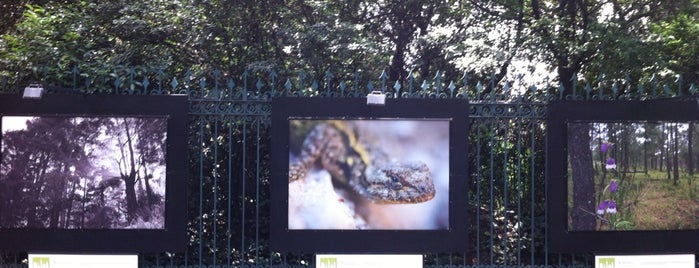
top-left (0, 67), bottom-right (697, 268)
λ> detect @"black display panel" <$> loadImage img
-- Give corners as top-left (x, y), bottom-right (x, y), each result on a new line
top-left (271, 97), bottom-right (470, 253)
top-left (547, 99), bottom-right (699, 253)
top-left (0, 93), bottom-right (187, 253)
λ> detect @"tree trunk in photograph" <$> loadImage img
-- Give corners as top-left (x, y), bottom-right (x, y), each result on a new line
top-left (622, 125), bottom-right (630, 173)
top-left (659, 123), bottom-right (665, 171)
top-left (62, 191), bottom-right (74, 229)
top-left (27, 156), bottom-right (50, 228)
top-left (144, 174), bottom-right (156, 206)
top-left (597, 137), bottom-right (607, 200)
top-left (48, 173), bottom-right (66, 229)
top-left (666, 123), bottom-right (672, 180)
top-left (688, 123), bottom-right (694, 176)
top-left (568, 123), bottom-right (596, 230)
top-left (673, 123), bottom-right (680, 186)
top-left (643, 125), bottom-right (648, 174)
top-left (619, 125), bottom-right (630, 190)
top-left (124, 171), bottom-right (138, 222)
top-left (63, 170), bottom-right (79, 228)
top-left (81, 180), bottom-right (87, 228)
top-left (48, 204), bottom-right (61, 228)
top-left (122, 118), bottom-right (139, 222)
top-left (597, 138), bottom-right (604, 172)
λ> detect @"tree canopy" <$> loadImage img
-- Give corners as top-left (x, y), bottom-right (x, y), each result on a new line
top-left (1, 0), bottom-right (698, 92)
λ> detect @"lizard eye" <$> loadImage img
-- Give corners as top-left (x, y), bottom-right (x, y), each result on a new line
top-left (389, 175), bottom-right (403, 190)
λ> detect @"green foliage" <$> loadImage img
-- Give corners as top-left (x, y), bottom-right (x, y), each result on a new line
top-left (3, 1), bottom-right (699, 266)
top-left (4, 0), bottom-right (699, 92)
top-left (1, 4), bottom-right (85, 84)
top-left (652, 8), bottom-right (699, 86)
top-left (0, 0), bottom-right (472, 89)
top-left (469, 117), bottom-right (547, 264)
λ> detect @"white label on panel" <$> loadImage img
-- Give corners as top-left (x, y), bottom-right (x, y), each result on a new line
top-left (28, 254), bottom-right (137, 268)
top-left (595, 254), bottom-right (695, 268)
top-left (316, 254), bottom-right (422, 268)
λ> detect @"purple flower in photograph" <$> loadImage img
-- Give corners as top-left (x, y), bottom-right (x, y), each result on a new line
top-left (600, 142), bottom-right (612, 153)
top-left (597, 200), bottom-right (609, 215)
top-left (609, 180), bottom-right (618, 193)
top-left (605, 157), bottom-right (616, 170)
top-left (606, 200), bottom-right (617, 214)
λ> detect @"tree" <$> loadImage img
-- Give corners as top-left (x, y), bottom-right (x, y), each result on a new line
top-left (0, 0), bottom-right (31, 35)
top-left (356, 0), bottom-right (451, 81)
top-left (688, 123), bottom-right (694, 176)
top-left (568, 123), bottom-right (596, 230)
top-left (0, 117), bottom-right (101, 228)
top-left (1, 116), bottom-right (165, 229)
top-left (665, 123), bottom-right (672, 180)
top-left (107, 117), bottom-right (166, 222)
top-left (651, 0), bottom-right (699, 86)
top-left (672, 123), bottom-right (680, 185)
top-left (5, 0), bottom-right (699, 92)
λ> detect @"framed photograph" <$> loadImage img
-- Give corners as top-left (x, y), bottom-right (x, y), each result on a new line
top-left (271, 97), bottom-right (470, 253)
top-left (0, 93), bottom-right (187, 253)
top-left (547, 99), bottom-right (699, 253)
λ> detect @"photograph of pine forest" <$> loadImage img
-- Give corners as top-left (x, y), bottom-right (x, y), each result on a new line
top-left (567, 121), bottom-right (699, 232)
top-left (0, 116), bottom-right (167, 229)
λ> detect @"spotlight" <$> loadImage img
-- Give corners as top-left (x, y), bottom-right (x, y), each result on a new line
top-left (23, 83), bottom-right (44, 99)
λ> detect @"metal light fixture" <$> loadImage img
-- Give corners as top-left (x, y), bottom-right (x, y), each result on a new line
top-left (23, 83), bottom-right (44, 99)
top-left (366, 90), bottom-right (386, 105)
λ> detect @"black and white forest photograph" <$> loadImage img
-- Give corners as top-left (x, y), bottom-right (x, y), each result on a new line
top-left (0, 116), bottom-right (167, 230)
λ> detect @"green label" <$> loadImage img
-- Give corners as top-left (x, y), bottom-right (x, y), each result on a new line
top-left (318, 257), bottom-right (338, 268)
top-left (598, 257), bottom-right (615, 268)
top-left (31, 257), bottom-right (50, 268)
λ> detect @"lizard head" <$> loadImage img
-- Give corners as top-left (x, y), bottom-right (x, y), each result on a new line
top-left (360, 161), bottom-right (435, 204)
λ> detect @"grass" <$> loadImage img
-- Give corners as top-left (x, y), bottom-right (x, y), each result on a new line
top-left (568, 168), bottom-right (699, 231)
top-left (610, 170), bottom-right (699, 231)
top-left (629, 171), bottom-right (698, 230)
